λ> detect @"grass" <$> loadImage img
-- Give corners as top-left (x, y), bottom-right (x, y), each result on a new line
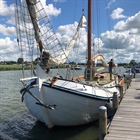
top-left (0, 64), bottom-right (70, 71)
top-left (0, 64), bottom-right (31, 71)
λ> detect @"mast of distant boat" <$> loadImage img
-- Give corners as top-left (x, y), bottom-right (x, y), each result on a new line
top-left (85, 0), bottom-right (93, 81)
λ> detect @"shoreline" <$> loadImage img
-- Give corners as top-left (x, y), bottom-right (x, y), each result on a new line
top-left (0, 64), bottom-right (30, 71)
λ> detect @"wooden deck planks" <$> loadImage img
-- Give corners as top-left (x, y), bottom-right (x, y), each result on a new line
top-left (104, 76), bottom-right (140, 140)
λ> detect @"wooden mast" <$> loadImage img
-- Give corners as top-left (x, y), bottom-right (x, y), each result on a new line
top-left (87, 0), bottom-right (92, 65)
top-left (85, 0), bottom-right (93, 81)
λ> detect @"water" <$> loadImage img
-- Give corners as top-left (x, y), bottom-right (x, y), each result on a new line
top-left (0, 67), bottom-right (126, 140)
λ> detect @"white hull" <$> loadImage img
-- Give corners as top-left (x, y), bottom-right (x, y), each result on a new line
top-left (21, 79), bottom-right (119, 128)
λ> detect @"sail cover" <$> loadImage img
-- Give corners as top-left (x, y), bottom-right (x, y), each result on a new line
top-left (92, 54), bottom-right (108, 67)
top-left (15, 0), bottom-right (87, 67)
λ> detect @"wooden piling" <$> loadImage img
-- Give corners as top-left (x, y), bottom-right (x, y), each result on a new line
top-left (119, 85), bottom-right (123, 101)
top-left (125, 82), bottom-right (127, 91)
top-left (99, 106), bottom-right (107, 140)
top-left (113, 92), bottom-right (119, 110)
top-left (124, 77), bottom-right (127, 91)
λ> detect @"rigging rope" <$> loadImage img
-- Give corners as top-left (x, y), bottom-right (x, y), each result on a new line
top-left (15, 0), bottom-right (87, 80)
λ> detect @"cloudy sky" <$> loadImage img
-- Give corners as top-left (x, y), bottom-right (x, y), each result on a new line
top-left (0, 0), bottom-right (140, 64)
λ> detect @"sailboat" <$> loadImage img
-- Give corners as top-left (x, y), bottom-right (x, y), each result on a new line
top-left (15, 0), bottom-right (124, 128)
top-left (71, 65), bottom-right (82, 70)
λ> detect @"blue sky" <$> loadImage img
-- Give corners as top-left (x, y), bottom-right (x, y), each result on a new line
top-left (0, 0), bottom-right (140, 64)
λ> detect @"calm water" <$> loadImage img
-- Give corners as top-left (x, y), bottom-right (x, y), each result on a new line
top-left (0, 67), bottom-right (126, 140)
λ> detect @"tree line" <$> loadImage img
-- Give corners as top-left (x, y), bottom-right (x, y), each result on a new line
top-left (0, 58), bottom-right (139, 67)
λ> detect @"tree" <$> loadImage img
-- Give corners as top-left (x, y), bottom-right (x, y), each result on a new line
top-left (129, 59), bottom-right (137, 66)
top-left (17, 58), bottom-right (24, 64)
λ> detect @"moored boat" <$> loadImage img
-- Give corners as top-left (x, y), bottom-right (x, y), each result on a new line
top-left (15, 0), bottom-right (124, 128)
top-left (71, 65), bottom-right (82, 70)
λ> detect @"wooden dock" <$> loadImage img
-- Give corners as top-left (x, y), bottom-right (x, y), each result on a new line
top-left (104, 74), bottom-right (140, 140)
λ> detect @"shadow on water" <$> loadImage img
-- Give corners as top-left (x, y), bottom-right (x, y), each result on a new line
top-left (0, 112), bottom-right (99, 140)
top-left (27, 121), bottom-right (99, 140)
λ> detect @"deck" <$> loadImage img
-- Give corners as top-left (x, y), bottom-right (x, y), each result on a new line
top-left (104, 74), bottom-right (140, 140)
top-left (73, 73), bottom-right (117, 85)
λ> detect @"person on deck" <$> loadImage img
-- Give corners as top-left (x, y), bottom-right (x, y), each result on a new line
top-left (108, 59), bottom-right (115, 80)
top-left (131, 65), bottom-right (136, 78)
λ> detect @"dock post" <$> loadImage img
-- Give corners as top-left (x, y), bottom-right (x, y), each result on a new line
top-left (125, 82), bottom-right (127, 91)
top-left (128, 77), bottom-right (131, 87)
top-left (127, 79), bottom-right (129, 89)
top-left (130, 75), bottom-right (132, 85)
top-left (124, 77), bottom-right (127, 91)
top-left (99, 106), bottom-right (107, 140)
top-left (119, 85), bottom-right (123, 101)
top-left (113, 92), bottom-right (119, 110)
top-left (126, 78), bottom-right (130, 89)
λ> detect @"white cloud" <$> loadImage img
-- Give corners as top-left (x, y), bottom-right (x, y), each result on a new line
top-left (106, 0), bottom-right (116, 9)
top-left (38, 0), bottom-right (61, 17)
top-left (101, 30), bottom-right (130, 50)
top-left (129, 28), bottom-right (140, 35)
top-left (53, 0), bottom-right (66, 2)
top-left (115, 11), bottom-right (140, 32)
top-left (100, 29), bottom-right (140, 63)
top-left (0, 37), bottom-right (20, 61)
top-left (0, 0), bottom-right (14, 16)
top-left (0, 24), bottom-right (16, 36)
top-left (44, 4), bottom-right (61, 17)
top-left (111, 8), bottom-right (127, 19)
top-left (0, 0), bottom-right (15, 26)
top-left (99, 11), bottom-right (140, 63)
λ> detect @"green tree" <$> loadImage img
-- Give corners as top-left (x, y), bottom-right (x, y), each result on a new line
top-left (129, 59), bottom-right (137, 66)
top-left (17, 58), bottom-right (24, 64)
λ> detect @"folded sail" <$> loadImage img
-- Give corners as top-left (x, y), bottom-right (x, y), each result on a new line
top-left (40, 15), bottom-right (87, 66)
top-left (52, 15), bottom-right (87, 64)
